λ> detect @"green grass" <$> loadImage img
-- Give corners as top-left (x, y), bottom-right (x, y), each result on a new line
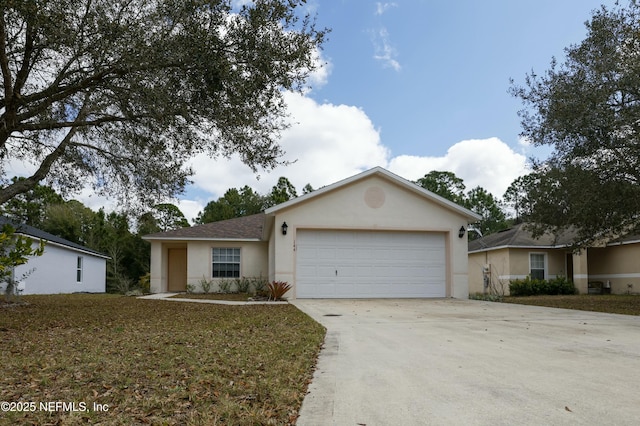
top-left (502, 294), bottom-right (640, 316)
top-left (0, 294), bottom-right (325, 425)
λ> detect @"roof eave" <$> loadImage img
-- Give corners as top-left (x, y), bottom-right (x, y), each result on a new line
top-left (265, 166), bottom-right (482, 221)
top-left (16, 232), bottom-right (110, 259)
top-left (142, 236), bottom-right (263, 242)
top-left (468, 243), bottom-right (571, 254)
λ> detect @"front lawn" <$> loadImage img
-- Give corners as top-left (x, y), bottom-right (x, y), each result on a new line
top-left (0, 294), bottom-right (325, 425)
top-left (502, 294), bottom-right (640, 316)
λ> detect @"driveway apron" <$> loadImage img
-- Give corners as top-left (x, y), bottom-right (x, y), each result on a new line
top-left (292, 299), bottom-right (640, 426)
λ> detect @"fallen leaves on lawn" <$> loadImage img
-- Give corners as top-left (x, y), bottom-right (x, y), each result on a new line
top-left (0, 294), bottom-right (325, 425)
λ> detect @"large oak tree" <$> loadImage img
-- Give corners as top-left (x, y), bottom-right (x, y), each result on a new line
top-left (510, 2), bottom-right (640, 244)
top-left (0, 0), bottom-right (326, 207)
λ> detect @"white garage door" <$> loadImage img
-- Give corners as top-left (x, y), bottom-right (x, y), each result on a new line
top-left (296, 230), bottom-right (446, 298)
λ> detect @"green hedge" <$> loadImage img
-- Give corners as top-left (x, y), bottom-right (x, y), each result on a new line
top-left (509, 276), bottom-right (577, 296)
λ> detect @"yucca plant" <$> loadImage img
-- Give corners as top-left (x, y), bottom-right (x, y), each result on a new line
top-left (267, 281), bottom-right (291, 301)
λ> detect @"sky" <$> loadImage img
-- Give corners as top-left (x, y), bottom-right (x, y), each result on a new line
top-left (62, 1), bottom-right (623, 221)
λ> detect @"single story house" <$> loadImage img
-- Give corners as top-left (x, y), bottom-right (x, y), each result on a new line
top-left (0, 218), bottom-right (108, 295)
top-left (144, 167), bottom-right (481, 299)
top-left (468, 223), bottom-right (640, 295)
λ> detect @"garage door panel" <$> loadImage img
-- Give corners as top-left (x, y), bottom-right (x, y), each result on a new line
top-left (296, 230), bottom-right (446, 298)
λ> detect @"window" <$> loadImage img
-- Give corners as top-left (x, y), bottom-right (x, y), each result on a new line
top-left (529, 253), bottom-right (545, 280)
top-left (212, 248), bottom-right (240, 278)
top-left (76, 256), bottom-right (83, 283)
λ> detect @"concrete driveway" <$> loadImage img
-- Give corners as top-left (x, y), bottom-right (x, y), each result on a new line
top-left (291, 299), bottom-right (640, 426)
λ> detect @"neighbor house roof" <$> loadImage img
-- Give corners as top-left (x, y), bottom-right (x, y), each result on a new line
top-left (265, 166), bottom-right (482, 221)
top-left (0, 217), bottom-right (109, 259)
top-left (468, 223), bottom-right (578, 253)
top-left (142, 213), bottom-right (265, 241)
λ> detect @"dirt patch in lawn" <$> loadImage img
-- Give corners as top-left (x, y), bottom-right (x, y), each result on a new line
top-left (503, 294), bottom-right (640, 316)
top-left (0, 294), bottom-right (325, 425)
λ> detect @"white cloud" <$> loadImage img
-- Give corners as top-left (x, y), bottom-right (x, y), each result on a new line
top-left (303, 47), bottom-right (332, 92)
top-left (389, 138), bottom-right (530, 198)
top-left (518, 135), bottom-right (532, 148)
top-left (176, 199), bottom-right (207, 224)
top-left (187, 91), bottom-right (388, 205)
top-left (231, 0), bottom-right (253, 8)
top-left (371, 27), bottom-right (401, 71)
top-left (375, 2), bottom-right (398, 16)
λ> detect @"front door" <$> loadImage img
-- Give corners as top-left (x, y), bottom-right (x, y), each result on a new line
top-left (168, 248), bottom-right (187, 292)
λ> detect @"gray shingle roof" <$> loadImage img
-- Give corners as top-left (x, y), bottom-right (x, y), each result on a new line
top-left (0, 217), bottom-right (109, 258)
top-left (143, 213), bottom-right (265, 240)
top-left (468, 223), bottom-right (578, 252)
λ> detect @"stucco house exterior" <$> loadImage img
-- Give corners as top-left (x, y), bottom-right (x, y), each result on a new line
top-left (144, 167), bottom-right (481, 299)
top-left (0, 218), bottom-right (108, 295)
top-left (468, 223), bottom-right (640, 296)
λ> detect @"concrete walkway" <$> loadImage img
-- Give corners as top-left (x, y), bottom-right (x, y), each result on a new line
top-left (137, 292), bottom-right (288, 305)
top-left (292, 299), bottom-right (640, 426)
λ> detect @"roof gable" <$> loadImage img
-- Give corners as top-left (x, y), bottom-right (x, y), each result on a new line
top-left (265, 167), bottom-right (481, 221)
top-left (143, 213), bottom-right (265, 241)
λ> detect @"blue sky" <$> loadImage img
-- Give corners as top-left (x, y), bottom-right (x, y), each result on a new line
top-left (311, 0), bottom-right (616, 157)
top-left (72, 1), bottom-right (621, 220)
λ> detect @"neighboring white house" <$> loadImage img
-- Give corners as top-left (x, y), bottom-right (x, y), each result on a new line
top-left (144, 167), bottom-right (481, 299)
top-left (0, 218), bottom-right (108, 295)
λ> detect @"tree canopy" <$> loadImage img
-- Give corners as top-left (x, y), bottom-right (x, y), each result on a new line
top-left (464, 186), bottom-right (507, 238)
top-left (416, 171), bottom-right (466, 205)
top-left (152, 204), bottom-right (190, 232)
top-left (195, 186), bottom-right (265, 224)
top-left (415, 171), bottom-right (506, 238)
top-left (0, 0), bottom-right (327, 207)
top-left (510, 1), bottom-right (640, 244)
top-left (195, 177), bottom-right (308, 224)
top-left (265, 176), bottom-right (298, 207)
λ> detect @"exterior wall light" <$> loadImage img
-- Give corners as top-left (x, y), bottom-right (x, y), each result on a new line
top-left (458, 226), bottom-right (466, 239)
top-left (282, 222), bottom-right (288, 235)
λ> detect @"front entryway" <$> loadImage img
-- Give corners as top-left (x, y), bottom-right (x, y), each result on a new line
top-left (167, 248), bottom-right (187, 292)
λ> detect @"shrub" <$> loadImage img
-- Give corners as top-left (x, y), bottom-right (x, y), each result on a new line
top-left (549, 277), bottom-right (578, 295)
top-left (251, 276), bottom-right (268, 295)
top-left (112, 273), bottom-right (134, 294)
top-left (198, 276), bottom-right (213, 294)
top-left (267, 281), bottom-right (291, 301)
top-left (138, 273), bottom-right (151, 294)
top-left (218, 279), bottom-right (233, 294)
top-left (509, 276), bottom-right (576, 296)
top-left (186, 283), bottom-right (196, 294)
top-left (236, 277), bottom-right (251, 293)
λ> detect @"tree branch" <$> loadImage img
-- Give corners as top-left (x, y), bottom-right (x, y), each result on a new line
top-left (70, 140), bottom-right (130, 163)
top-left (0, 126), bottom-right (79, 205)
top-left (15, 114), bottom-right (137, 132)
top-left (0, 16), bottom-right (13, 104)
top-left (0, 93), bottom-right (91, 204)
top-left (13, 15), bottom-right (34, 96)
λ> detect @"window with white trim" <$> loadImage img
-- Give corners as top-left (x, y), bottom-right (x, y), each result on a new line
top-left (212, 248), bottom-right (240, 278)
top-left (76, 256), bottom-right (83, 283)
top-left (529, 253), bottom-right (546, 280)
